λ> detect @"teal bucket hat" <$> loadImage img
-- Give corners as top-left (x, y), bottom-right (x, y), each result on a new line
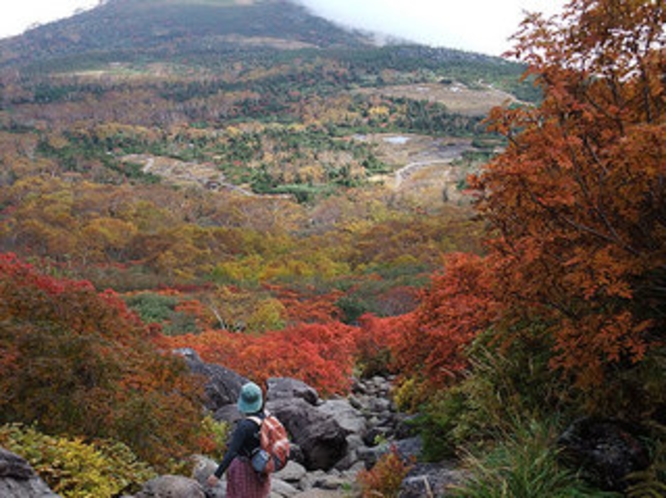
top-left (237, 382), bottom-right (263, 414)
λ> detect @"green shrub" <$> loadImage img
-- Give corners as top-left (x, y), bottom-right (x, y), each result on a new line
top-left (124, 292), bottom-right (180, 323)
top-left (0, 423), bottom-right (156, 497)
top-left (411, 388), bottom-right (467, 461)
top-left (414, 325), bottom-right (573, 458)
top-left (200, 415), bottom-right (231, 461)
top-left (626, 422), bottom-right (666, 498)
top-left (124, 292), bottom-right (198, 334)
top-left (450, 418), bottom-right (621, 498)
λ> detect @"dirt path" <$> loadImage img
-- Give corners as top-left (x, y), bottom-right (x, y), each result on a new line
top-left (394, 158), bottom-right (457, 189)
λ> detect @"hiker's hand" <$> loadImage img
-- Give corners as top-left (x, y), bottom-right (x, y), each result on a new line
top-left (207, 475), bottom-right (219, 487)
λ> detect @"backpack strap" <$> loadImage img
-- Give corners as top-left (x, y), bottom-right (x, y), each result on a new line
top-left (247, 415), bottom-right (262, 427)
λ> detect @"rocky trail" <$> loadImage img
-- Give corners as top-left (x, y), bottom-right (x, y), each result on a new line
top-left (0, 351), bottom-right (466, 498)
top-left (149, 350), bottom-right (468, 498)
top-left (0, 350), bottom-right (638, 497)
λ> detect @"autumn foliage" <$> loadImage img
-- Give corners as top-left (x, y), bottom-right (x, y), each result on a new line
top-left (0, 1), bottom-right (664, 488)
top-left (356, 444), bottom-right (414, 498)
top-left (391, 253), bottom-right (497, 387)
top-left (159, 320), bottom-right (359, 396)
top-left (472, 0), bottom-right (666, 392)
top-left (0, 253), bottom-right (204, 468)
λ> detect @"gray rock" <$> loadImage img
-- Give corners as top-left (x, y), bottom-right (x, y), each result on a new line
top-left (311, 472), bottom-right (349, 491)
top-left (400, 461), bottom-right (468, 498)
top-left (267, 377), bottom-right (320, 406)
top-left (362, 426), bottom-right (387, 447)
top-left (298, 469), bottom-right (328, 491)
top-left (317, 399), bottom-right (367, 435)
top-left (174, 348), bottom-right (248, 413)
top-left (333, 450), bottom-right (357, 472)
top-left (267, 398), bottom-right (348, 471)
top-left (558, 417), bottom-right (650, 492)
top-left (345, 434), bottom-right (365, 455)
top-left (190, 454), bottom-right (218, 485)
top-left (394, 436), bottom-right (423, 461)
top-left (0, 448), bottom-right (60, 498)
top-left (357, 443), bottom-right (390, 469)
top-left (274, 460), bottom-right (307, 483)
top-left (348, 395), bottom-right (363, 410)
top-left (135, 475), bottom-right (205, 498)
top-left (0, 447), bottom-right (34, 479)
top-left (213, 403), bottom-right (243, 424)
top-left (270, 477), bottom-right (300, 497)
top-left (369, 397), bottom-right (392, 413)
top-left (291, 490), bottom-right (343, 498)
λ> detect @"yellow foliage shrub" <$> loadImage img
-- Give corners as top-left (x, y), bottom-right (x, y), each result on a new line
top-left (0, 424), bottom-right (156, 498)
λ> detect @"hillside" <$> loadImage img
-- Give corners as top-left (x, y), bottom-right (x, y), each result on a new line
top-left (1, 0), bottom-right (664, 496)
top-left (0, 0), bottom-right (515, 317)
top-left (0, 0), bottom-right (373, 68)
top-left (0, 0), bottom-right (533, 96)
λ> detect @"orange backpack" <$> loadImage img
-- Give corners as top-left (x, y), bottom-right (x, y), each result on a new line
top-left (248, 413), bottom-right (290, 474)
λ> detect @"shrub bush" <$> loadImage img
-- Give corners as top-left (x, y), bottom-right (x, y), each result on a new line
top-left (0, 423), bottom-right (156, 498)
top-left (413, 324), bottom-right (572, 458)
top-left (356, 445), bottom-right (414, 498)
top-left (0, 254), bottom-right (205, 468)
top-left (450, 418), bottom-right (620, 498)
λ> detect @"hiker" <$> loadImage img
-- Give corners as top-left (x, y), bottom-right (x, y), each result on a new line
top-left (207, 381), bottom-right (271, 497)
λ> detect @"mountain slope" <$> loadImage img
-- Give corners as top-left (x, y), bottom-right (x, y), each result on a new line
top-left (0, 0), bottom-right (375, 69)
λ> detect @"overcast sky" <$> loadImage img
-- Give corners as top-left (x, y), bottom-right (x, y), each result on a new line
top-left (0, 0), bottom-right (566, 56)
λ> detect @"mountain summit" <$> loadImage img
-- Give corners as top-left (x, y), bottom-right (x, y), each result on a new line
top-left (0, 0), bottom-right (378, 69)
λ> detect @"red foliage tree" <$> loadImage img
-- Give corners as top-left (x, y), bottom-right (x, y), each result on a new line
top-left (266, 284), bottom-right (343, 324)
top-left (387, 253), bottom-right (499, 389)
top-left (473, 0), bottom-right (665, 388)
top-left (0, 253), bottom-right (204, 468)
top-left (160, 320), bottom-right (359, 396)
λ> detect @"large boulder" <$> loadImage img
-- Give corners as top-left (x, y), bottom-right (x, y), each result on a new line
top-left (558, 417), bottom-right (650, 492)
top-left (191, 455), bottom-right (226, 498)
top-left (267, 377), bottom-right (320, 406)
top-left (317, 399), bottom-right (367, 435)
top-left (400, 461), bottom-right (467, 498)
top-left (0, 447), bottom-right (60, 497)
top-left (267, 397), bottom-right (348, 471)
top-left (135, 475), bottom-right (205, 498)
top-left (174, 348), bottom-right (248, 413)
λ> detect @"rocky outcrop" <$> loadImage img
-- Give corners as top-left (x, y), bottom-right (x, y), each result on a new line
top-left (174, 348), bottom-right (248, 413)
top-left (190, 371), bottom-right (464, 497)
top-left (148, 354), bottom-right (467, 497)
top-left (266, 377), bottom-right (319, 406)
top-left (266, 397), bottom-right (349, 471)
top-left (400, 461), bottom-right (467, 498)
top-left (0, 448), bottom-right (60, 497)
top-left (557, 417), bottom-right (650, 492)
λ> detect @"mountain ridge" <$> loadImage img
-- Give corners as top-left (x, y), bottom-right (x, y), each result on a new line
top-left (0, 0), bottom-right (377, 69)
top-left (0, 0), bottom-right (508, 76)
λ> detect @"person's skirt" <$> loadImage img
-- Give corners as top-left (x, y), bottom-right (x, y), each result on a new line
top-left (226, 457), bottom-right (270, 498)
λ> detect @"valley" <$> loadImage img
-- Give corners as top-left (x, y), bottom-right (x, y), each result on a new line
top-left (2, 1), bottom-right (660, 497)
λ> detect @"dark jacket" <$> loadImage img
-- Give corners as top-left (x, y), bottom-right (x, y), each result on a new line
top-left (213, 412), bottom-right (264, 478)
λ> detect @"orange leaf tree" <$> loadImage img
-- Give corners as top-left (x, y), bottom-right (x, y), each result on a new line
top-left (474, 0), bottom-right (665, 396)
top-left (388, 253), bottom-right (499, 390)
top-left (0, 253), bottom-right (204, 468)
top-left (160, 320), bottom-right (360, 396)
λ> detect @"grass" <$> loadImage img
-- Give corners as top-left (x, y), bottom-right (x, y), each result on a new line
top-left (450, 417), bottom-right (622, 498)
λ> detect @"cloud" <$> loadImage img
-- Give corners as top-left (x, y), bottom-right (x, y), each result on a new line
top-left (294, 0), bottom-right (564, 55)
top-left (0, 0), bottom-right (98, 39)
